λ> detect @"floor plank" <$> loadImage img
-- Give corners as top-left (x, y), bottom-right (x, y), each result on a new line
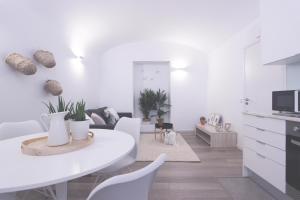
top-left (19, 132), bottom-right (277, 200)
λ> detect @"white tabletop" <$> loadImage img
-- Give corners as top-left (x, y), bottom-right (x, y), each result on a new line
top-left (0, 129), bottom-right (134, 193)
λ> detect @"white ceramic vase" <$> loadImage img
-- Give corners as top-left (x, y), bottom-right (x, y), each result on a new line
top-left (70, 120), bottom-right (90, 140)
top-left (41, 113), bottom-right (71, 135)
top-left (47, 111), bottom-right (70, 146)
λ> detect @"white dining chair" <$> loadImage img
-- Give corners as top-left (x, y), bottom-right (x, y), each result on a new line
top-left (0, 120), bottom-right (56, 199)
top-left (87, 154), bottom-right (166, 200)
top-left (94, 117), bottom-right (141, 184)
top-left (0, 120), bottom-right (43, 140)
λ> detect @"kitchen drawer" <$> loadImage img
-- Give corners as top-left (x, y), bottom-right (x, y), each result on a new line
top-left (244, 125), bottom-right (285, 150)
top-left (244, 136), bottom-right (285, 166)
top-left (244, 147), bottom-right (285, 192)
top-left (244, 115), bottom-right (285, 135)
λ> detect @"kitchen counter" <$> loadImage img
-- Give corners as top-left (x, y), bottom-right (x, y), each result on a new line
top-left (243, 111), bottom-right (300, 123)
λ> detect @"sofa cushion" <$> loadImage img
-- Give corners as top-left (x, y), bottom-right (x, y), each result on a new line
top-left (91, 113), bottom-right (106, 125)
top-left (86, 107), bottom-right (107, 121)
top-left (89, 124), bottom-right (115, 130)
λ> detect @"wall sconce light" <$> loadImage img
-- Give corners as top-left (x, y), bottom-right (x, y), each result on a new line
top-left (171, 59), bottom-right (188, 69)
top-left (172, 69), bottom-right (188, 81)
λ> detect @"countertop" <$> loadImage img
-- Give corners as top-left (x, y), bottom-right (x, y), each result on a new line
top-left (243, 111), bottom-right (300, 123)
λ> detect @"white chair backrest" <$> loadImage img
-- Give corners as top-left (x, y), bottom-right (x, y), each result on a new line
top-left (0, 120), bottom-right (43, 140)
top-left (40, 113), bottom-right (50, 131)
top-left (87, 153), bottom-right (166, 200)
top-left (114, 117), bottom-right (141, 159)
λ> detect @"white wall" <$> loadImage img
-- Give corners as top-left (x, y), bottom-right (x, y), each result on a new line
top-left (207, 20), bottom-right (260, 148)
top-left (286, 62), bottom-right (300, 90)
top-left (0, 4), bottom-right (100, 122)
top-left (133, 62), bottom-right (170, 122)
top-left (98, 41), bottom-right (208, 131)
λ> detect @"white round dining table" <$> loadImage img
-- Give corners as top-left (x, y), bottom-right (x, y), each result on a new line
top-left (0, 129), bottom-right (135, 200)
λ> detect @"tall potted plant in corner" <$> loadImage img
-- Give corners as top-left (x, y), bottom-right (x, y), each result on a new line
top-left (138, 89), bottom-right (156, 122)
top-left (69, 100), bottom-right (90, 140)
top-left (154, 89), bottom-right (171, 126)
top-left (42, 96), bottom-right (73, 146)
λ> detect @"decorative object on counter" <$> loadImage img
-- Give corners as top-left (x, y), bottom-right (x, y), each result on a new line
top-left (154, 89), bottom-right (171, 126)
top-left (33, 50), bottom-right (56, 68)
top-left (213, 114), bottom-right (222, 126)
top-left (215, 124), bottom-right (223, 132)
top-left (208, 113), bottom-right (215, 125)
top-left (224, 123), bottom-right (231, 131)
top-left (164, 131), bottom-right (177, 145)
top-left (139, 89), bottom-right (156, 122)
top-left (200, 116), bottom-right (207, 126)
top-left (5, 53), bottom-right (37, 75)
top-left (208, 113), bottom-right (222, 127)
top-left (21, 132), bottom-right (94, 156)
top-left (44, 80), bottom-right (63, 96)
top-left (70, 100), bottom-right (90, 140)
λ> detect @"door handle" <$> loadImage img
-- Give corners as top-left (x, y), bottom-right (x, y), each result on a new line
top-left (256, 127), bottom-right (265, 132)
top-left (291, 139), bottom-right (300, 147)
top-left (256, 153), bottom-right (266, 159)
top-left (256, 140), bottom-right (266, 145)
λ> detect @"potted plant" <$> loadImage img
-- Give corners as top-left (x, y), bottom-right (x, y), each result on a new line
top-left (43, 96), bottom-right (73, 133)
top-left (138, 89), bottom-right (156, 122)
top-left (42, 96), bottom-right (73, 146)
top-left (154, 89), bottom-right (171, 126)
top-left (69, 100), bottom-right (90, 140)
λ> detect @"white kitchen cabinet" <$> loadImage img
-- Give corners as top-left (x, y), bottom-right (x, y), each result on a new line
top-left (261, 0), bottom-right (300, 64)
top-left (243, 113), bottom-right (286, 193)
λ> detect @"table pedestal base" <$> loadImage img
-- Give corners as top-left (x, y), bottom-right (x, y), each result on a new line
top-left (55, 182), bottom-right (68, 200)
top-left (0, 192), bottom-right (16, 200)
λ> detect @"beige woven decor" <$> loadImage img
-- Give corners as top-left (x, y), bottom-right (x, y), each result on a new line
top-left (34, 50), bottom-right (56, 68)
top-left (5, 53), bottom-right (37, 75)
top-left (45, 80), bottom-right (63, 96)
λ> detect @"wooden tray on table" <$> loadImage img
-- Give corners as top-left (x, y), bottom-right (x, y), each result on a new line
top-left (21, 132), bottom-right (94, 156)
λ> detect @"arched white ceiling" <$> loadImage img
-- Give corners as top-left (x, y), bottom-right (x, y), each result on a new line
top-left (0, 0), bottom-right (259, 55)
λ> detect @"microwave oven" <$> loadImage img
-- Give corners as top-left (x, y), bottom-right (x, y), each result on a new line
top-left (272, 90), bottom-right (300, 113)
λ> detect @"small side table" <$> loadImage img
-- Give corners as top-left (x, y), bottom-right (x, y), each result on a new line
top-left (195, 125), bottom-right (237, 147)
top-left (154, 123), bottom-right (173, 142)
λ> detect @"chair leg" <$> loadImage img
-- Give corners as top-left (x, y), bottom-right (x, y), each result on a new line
top-left (93, 173), bottom-right (107, 188)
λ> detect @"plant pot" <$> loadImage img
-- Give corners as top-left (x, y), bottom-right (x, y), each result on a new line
top-left (143, 118), bottom-right (151, 122)
top-left (65, 120), bottom-right (71, 135)
top-left (157, 118), bottom-right (164, 126)
top-left (41, 113), bottom-right (71, 135)
top-left (70, 120), bottom-right (90, 140)
top-left (47, 112), bottom-right (70, 146)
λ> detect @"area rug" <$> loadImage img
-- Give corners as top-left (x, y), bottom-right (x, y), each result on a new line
top-left (137, 133), bottom-right (200, 162)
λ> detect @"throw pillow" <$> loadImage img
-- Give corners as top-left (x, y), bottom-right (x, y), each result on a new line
top-left (85, 114), bottom-right (95, 125)
top-left (91, 113), bottom-right (106, 125)
top-left (104, 108), bottom-right (119, 125)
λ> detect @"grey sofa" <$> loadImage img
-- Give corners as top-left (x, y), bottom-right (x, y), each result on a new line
top-left (85, 107), bottom-right (132, 129)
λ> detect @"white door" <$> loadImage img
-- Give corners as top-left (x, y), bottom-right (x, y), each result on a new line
top-left (243, 42), bottom-right (285, 114)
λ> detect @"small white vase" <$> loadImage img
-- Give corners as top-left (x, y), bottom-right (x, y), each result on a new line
top-left (70, 120), bottom-right (90, 140)
top-left (47, 112), bottom-right (69, 146)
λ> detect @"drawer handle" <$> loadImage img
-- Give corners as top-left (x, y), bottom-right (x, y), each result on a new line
top-left (291, 139), bottom-right (300, 147)
top-left (256, 153), bottom-right (266, 159)
top-left (254, 115), bottom-right (265, 118)
top-left (256, 140), bottom-right (266, 145)
top-left (256, 128), bottom-right (265, 132)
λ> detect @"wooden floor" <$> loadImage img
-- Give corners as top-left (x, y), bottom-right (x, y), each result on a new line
top-left (20, 133), bottom-right (276, 200)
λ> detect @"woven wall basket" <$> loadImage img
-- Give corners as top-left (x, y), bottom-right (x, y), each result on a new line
top-left (34, 50), bottom-right (56, 68)
top-left (5, 53), bottom-right (37, 75)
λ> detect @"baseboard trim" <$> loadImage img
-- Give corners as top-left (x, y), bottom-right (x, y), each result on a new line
top-left (248, 169), bottom-right (293, 200)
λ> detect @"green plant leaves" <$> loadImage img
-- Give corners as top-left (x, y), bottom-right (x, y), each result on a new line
top-left (71, 100), bottom-right (86, 121)
top-left (138, 88), bottom-right (171, 120)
